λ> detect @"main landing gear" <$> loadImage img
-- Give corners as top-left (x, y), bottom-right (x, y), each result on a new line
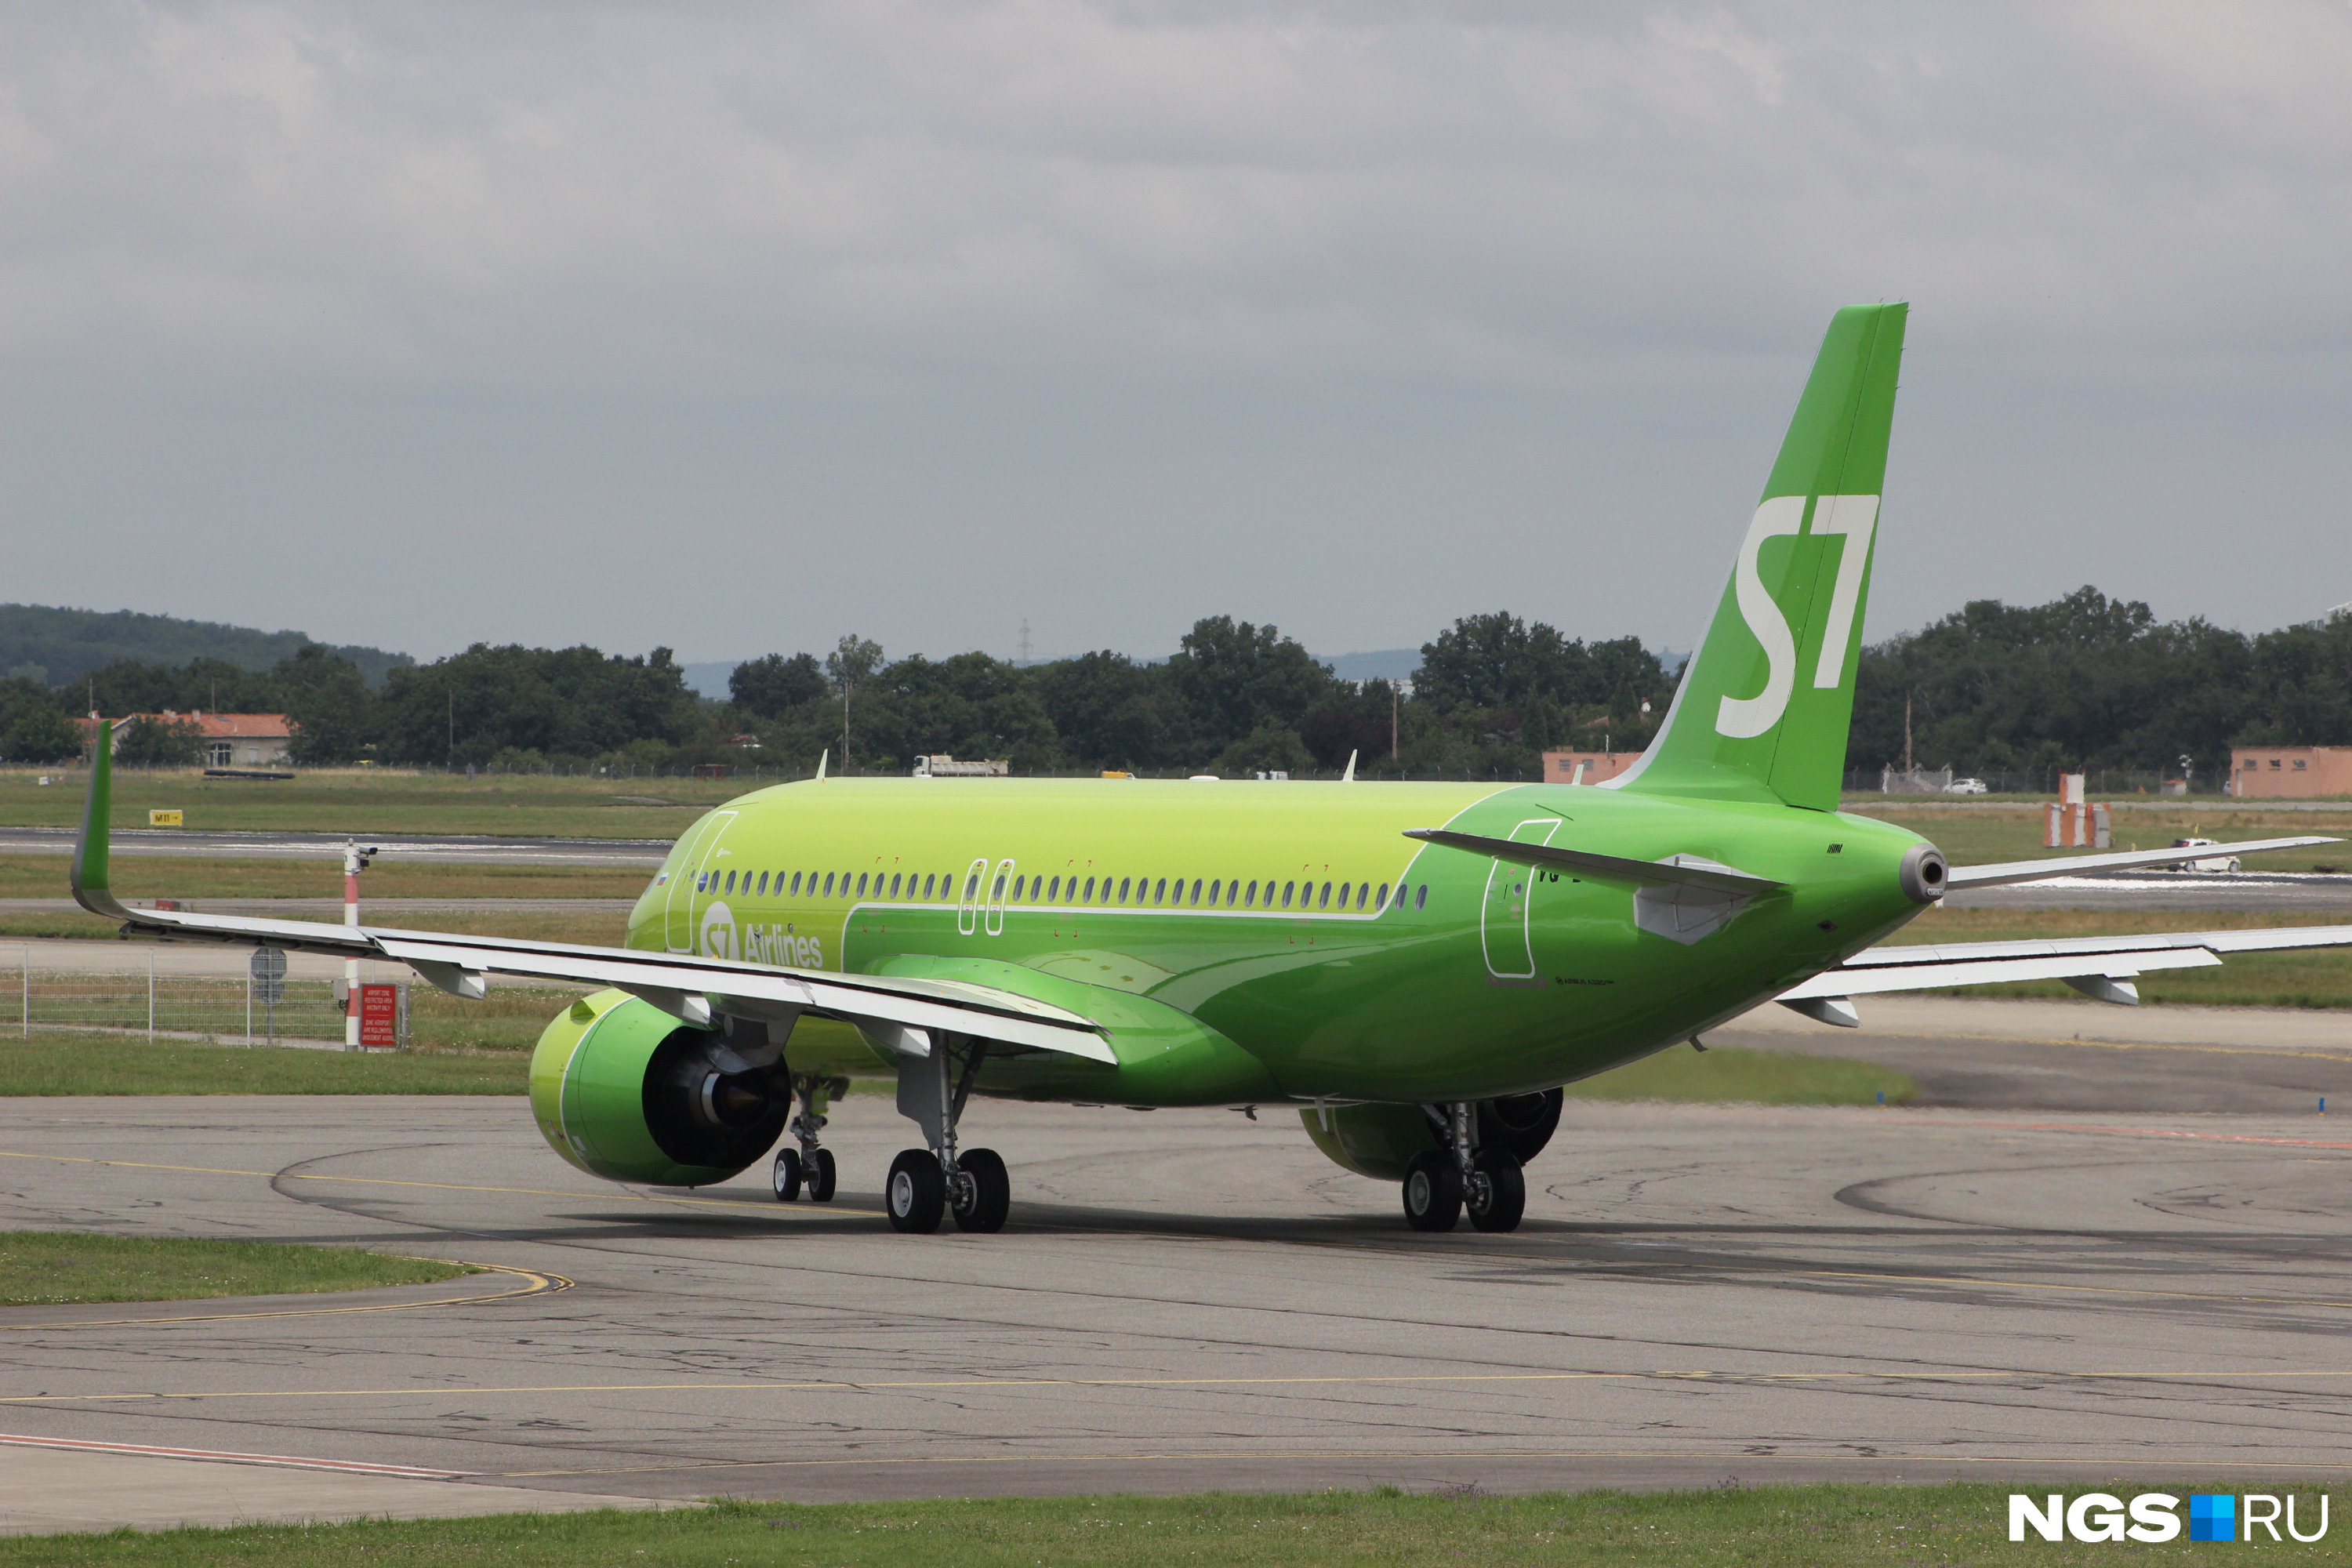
top-left (1403, 1102), bottom-right (1526, 1234)
top-left (771, 1072), bottom-right (846, 1203)
top-left (887, 1031), bottom-right (1010, 1235)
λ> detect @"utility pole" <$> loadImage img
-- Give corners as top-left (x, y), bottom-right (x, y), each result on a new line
top-left (1390, 685), bottom-right (1399, 760)
top-left (1904, 690), bottom-right (1915, 774)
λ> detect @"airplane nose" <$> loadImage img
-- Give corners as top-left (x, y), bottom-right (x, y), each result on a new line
top-left (1900, 844), bottom-right (1947, 905)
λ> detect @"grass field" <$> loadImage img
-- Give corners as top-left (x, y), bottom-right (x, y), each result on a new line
top-left (0, 854), bottom-right (652, 902)
top-left (1566, 1044), bottom-right (1914, 1105)
top-left (1847, 800), bottom-right (2352, 872)
top-left (5, 1485), bottom-right (2339, 1564)
top-left (0, 1230), bottom-right (473, 1305)
top-left (0, 765), bottom-right (753, 838)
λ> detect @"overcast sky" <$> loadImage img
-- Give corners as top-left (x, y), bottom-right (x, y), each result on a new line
top-left (4, 2), bottom-right (2349, 670)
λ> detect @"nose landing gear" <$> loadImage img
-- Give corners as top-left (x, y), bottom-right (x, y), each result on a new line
top-left (772, 1072), bottom-right (844, 1203)
top-left (1402, 1102), bottom-right (1528, 1233)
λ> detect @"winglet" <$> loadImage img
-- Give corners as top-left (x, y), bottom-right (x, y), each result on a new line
top-left (71, 718), bottom-right (135, 922)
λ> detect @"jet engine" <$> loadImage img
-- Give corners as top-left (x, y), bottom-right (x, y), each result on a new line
top-left (1299, 1090), bottom-right (1564, 1181)
top-left (529, 989), bottom-right (790, 1186)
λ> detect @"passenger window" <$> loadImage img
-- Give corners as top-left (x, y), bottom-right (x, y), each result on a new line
top-left (1083, 876), bottom-right (1096, 900)
top-left (1282, 880), bottom-right (1294, 908)
top-left (1377, 882), bottom-right (1389, 909)
top-left (1044, 875), bottom-right (1058, 899)
top-left (1154, 878), bottom-right (1166, 904)
top-left (821, 872), bottom-right (833, 896)
top-left (1116, 877), bottom-right (1128, 902)
top-left (855, 873), bottom-right (866, 896)
top-left (1356, 882), bottom-right (1369, 909)
top-left (993, 872), bottom-right (1007, 899)
top-left (1191, 879), bottom-right (1203, 906)
top-left (890, 873), bottom-right (902, 897)
top-left (1207, 879), bottom-right (1221, 906)
top-left (1414, 884), bottom-right (1428, 910)
top-left (1244, 880), bottom-right (1257, 906)
top-left (789, 871), bottom-right (801, 895)
top-left (1319, 881), bottom-right (1331, 908)
top-left (1009, 875), bottom-right (1022, 899)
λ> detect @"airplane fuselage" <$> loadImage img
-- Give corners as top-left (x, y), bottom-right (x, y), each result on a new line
top-left (624, 777), bottom-right (1935, 1106)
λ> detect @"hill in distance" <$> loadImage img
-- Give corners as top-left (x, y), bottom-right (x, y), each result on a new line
top-left (0, 604), bottom-right (414, 690)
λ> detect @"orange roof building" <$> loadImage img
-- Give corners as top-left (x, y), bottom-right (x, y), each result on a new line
top-left (86, 711), bottom-right (295, 769)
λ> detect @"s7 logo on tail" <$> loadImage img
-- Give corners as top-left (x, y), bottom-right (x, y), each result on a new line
top-left (1712, 494), bottom-right (1879, 739)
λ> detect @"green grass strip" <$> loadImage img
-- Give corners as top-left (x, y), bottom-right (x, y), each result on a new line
top-left (0, 1230), bottom-right (474, 1306)
top-left (6, 1485), bottom-right (2344, 1564)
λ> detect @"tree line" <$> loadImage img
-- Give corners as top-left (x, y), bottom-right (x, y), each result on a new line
top-left (1852, 586), bottom-right (2352, 779)
top-left (0, 614), bottom-right (1671, 778)
top-left (12, 585), bottom-right (2328, 781)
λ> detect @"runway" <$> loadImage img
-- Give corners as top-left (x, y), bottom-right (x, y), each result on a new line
top-left (5, 1004), bottom-right (2352, 1531)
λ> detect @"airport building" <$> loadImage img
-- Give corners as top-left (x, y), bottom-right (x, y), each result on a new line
top-left (2230, 745), bottom-right (2352, 798)
top-left (1541, 749), bottom-right (1642, 785)
top-left (88, 711), bottom-right (295, 769)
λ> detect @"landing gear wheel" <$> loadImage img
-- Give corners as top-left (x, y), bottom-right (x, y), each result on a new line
top-left (1466, 1149), bottom-right (1526, 1232)
top-left (953, 1148), bottom-right (1011, 1233)
top-left (886, 1149), bottom-right (945, 1233)
top-left (1402, 1149), bottom-right (1462, 1232)
top-left (806, 1147), bottom-right (837, 1203)
top-left (771, 1146), bottom-right (802, 1202)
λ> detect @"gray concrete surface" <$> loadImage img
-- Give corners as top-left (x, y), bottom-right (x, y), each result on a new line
top-left (1720, 996), bottom-right (2352, 1112)
top-left (5, 1003), bottom-right (2352, 1531)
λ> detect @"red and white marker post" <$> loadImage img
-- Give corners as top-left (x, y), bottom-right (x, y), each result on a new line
top-left (341, 840), bottom-right (377, 1050)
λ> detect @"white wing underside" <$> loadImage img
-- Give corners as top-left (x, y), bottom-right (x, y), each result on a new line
top-left (1780, 924), bottom-right (2352, 1007)
top-left (81, 902), bottom-right (1116, 1063)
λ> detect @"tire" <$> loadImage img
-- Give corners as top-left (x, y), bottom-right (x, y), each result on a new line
top-left (1402, 1149), bottom-right (1462, 1232)
top-left (771, 1146), bottom-right (802, 1202)
top-left (1466, 1149), bottom-right (1526, 1232)
top-left (807, 1147), bottom-right (837, 1203)
top-left (953, 1148), bottom-right (1011, 1233)
top-left (886, 1149), bottom-right (945, 1233)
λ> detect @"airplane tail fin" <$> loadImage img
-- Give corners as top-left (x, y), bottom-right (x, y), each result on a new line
top-left (1610, 303), bottom-right (1906, 812)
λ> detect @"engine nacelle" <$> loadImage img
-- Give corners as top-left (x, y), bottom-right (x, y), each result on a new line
top-left (1301, 1090), bottom-right (1564, 1181)
top-left (529, 989), bottom-right (789, 1187)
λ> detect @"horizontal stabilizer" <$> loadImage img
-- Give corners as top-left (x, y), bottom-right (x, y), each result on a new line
top-left (1946, 836), bottom-right (2336, 890)
top-left (1403, 829), bottom-right (1782, 895)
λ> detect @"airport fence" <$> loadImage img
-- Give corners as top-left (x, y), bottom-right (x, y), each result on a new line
top-left (2, 946), bottom-right (409, 1049)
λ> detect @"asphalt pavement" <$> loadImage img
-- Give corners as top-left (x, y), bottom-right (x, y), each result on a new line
top-left (6, 996), bottom-right (2352, 1533)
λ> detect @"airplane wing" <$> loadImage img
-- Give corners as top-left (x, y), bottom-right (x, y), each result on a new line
top-left (1944, 836), bottom-right (2334, 889)
top-left (65, 744), bottom-right (1114, 1064)
top-left (1777, 924), bottom-right (2352, 1016)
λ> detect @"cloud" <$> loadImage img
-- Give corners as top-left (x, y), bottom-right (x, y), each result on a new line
top-left (2, 2), bottom-right (2349, 662)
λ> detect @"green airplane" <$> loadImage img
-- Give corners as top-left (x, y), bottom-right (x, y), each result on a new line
top-left (71, 303), bottom-right (2351, 1237)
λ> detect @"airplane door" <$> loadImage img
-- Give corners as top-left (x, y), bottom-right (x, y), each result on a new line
top-left (984, 858), bottom-right (1015, 936)
top-left (663, 810), bottom-right (738, 953)
top-left (1481, 817), bottom-right (1560, 985)
top-left (956, 856), bottom-right (987, 937)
